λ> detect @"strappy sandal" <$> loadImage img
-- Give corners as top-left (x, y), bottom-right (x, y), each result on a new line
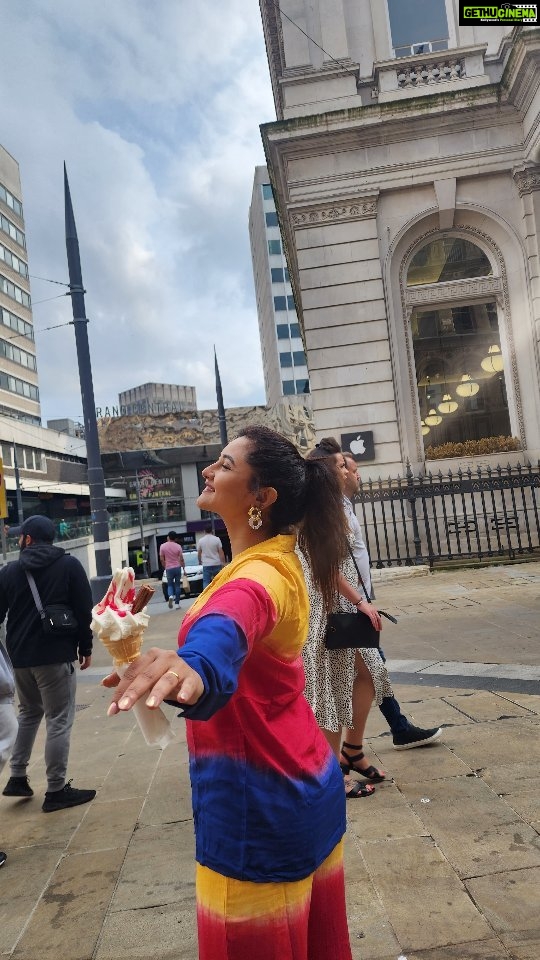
top-left (340, 741), bottom-right (386, 783)
top-left (345, 778), bottom-right (375, 799)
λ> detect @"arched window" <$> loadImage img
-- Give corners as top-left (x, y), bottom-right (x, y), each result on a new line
top-left (406, 237), bottom-right (511, 452)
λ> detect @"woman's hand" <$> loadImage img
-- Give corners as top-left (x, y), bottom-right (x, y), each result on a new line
top-left (357, 600), bottom-right (382, 632)
top-left (103, 647), bottom-right (205, 716)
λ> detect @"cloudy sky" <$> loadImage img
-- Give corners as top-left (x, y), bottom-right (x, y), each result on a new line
top-left (0, 0), bottom-right (276, 424)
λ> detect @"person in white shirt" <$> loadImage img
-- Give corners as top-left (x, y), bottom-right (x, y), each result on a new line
top-left (197, 526), bottom-right (225, 588)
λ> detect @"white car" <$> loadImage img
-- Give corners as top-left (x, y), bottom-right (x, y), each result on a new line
top-left (161, 549), bottom-right (203, 600)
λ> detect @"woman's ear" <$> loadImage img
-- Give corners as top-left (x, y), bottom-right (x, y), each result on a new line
top-left (257, 486), bottom-right (278, 511)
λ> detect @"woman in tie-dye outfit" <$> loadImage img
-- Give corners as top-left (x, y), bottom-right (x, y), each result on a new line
top-left (105, 426), bottom-right (353, 960)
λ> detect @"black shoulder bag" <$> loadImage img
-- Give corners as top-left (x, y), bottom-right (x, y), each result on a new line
top-left (25, 571), bottom-right (78, 635)
top-left (324, 545), bottom-right (396, 650)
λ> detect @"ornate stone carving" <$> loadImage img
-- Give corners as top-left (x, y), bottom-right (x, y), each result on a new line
top-left (291, 198), bottom-right (378, 228)
top-left (406, 276), bottom-right (503, 306)
top-left (399, 226), bottom-right (526, 461)
top-left (513, 167), bottom-right (540, 196)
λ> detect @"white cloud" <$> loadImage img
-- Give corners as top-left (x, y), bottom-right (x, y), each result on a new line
top-left (0, 0), bottom-right (276, 422)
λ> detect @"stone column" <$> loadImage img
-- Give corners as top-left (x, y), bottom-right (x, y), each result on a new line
top-left (513, 166), bottom-right (540, 348)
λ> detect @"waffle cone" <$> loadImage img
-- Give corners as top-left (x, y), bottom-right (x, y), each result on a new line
top-left (101, 632), bottom-right (144, 668)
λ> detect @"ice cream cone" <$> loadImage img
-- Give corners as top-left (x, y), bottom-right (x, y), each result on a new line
top-left (100, 631), bottom-right (144, 668)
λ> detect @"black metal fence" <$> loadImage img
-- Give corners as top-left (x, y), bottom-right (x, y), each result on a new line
top-left (356, 461), bottom-right (540, 569)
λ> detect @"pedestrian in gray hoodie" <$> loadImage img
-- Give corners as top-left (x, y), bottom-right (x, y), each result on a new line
top-left (0, 516), bottom-right (96, 813)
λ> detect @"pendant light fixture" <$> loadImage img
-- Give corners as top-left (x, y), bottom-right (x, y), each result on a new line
top-left (480, 344), bottom-right (504, 373)
top-left (455, 374), bottom-right (480, 398)
top-left (421, 420), bottom-right (430, 435)
top-left (424, 407), bottom-right (442, 426)
top-left (437, 393), bottom-right (458, 414)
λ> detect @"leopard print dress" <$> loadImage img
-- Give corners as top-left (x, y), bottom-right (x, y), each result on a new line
top-left (298, 546), bottom-right (393, 733)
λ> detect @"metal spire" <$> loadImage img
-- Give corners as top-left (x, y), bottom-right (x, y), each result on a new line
top-left (214, 347), bottom-right (228, 447)
top-left (64, 164), bottom-right (112, 598)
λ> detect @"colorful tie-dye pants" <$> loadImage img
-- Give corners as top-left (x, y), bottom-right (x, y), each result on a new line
top-left (196, 839), bottom-right (352, 960)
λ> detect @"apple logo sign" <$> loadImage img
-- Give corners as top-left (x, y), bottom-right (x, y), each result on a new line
top-left (341, 430), bottom-right (374, 461)
top-left (349, 435), bottom-right (365, 456)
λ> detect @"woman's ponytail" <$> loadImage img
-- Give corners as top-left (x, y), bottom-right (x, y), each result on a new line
top-left (298, 457), bottom-right (348, 612)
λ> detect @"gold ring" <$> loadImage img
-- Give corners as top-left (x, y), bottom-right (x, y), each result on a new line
top-left (165, 670), bottom-right (180, 681)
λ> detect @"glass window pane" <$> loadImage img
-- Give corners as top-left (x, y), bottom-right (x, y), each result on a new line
top-left (284, 268), bottom-right (290, 282)
top-left (276, 324), bottom-right (289, 340)
top-left (388, 0), bottom-right (448, 50)
top-left (268, 239), bottom-right (281, 255)
top-left (274, 296), bottom-right (287, 311)
top-left (293, 350), bottom-right (306, 366)
top-left (408, 238), bottom-right (492, 287)
top-left (412, 300), bottom-right (511, 452)
top-left (282, 380), bottom-right (295, 395)
top-left (290, 323), bottom-right (301, 338)
top-left (280, 352), bottom-right (293, 368)
top-left (271, 268), bottom-right (284, 283)
top-left (262, 184), bottom-right (273, 199)
top-left (265, 212), bottom-right (278, 227)
top-left (296, 379), bottom-right (310, 394)
top-left (287, 295), bottom-right (295, 310)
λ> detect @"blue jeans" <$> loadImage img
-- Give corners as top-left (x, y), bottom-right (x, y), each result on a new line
top-left (377, 646), bottom-right (410, 735)
top-left (203, 565), bottom-right (222, 589)
top-left (166, 566), bottom-right (182, 604)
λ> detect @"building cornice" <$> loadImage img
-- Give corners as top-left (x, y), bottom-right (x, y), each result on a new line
top-left (261, 83), bottom-right (510, 150)
top-left (289, 194), bottom-right (378, 228)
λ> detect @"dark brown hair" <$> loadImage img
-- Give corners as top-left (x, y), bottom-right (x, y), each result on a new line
top-left (315, 436), bottom-right (341, 455)
top-left (237, 426), bottom-right (347, 611)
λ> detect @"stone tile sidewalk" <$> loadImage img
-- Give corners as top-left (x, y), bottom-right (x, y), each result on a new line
top-left (1, 563), bottom-right (539, 959)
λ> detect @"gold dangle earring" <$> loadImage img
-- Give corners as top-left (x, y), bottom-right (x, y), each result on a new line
top-left (248, 505), bottom-right (263, 530)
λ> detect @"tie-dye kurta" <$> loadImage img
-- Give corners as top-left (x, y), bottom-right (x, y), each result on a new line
top-left (176, 533), bottom-right (346, 883)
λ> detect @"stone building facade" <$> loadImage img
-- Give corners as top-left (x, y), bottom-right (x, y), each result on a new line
top-left (259, 3), bottom-right (540, 475)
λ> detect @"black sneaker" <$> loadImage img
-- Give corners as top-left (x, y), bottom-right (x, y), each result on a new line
top-left (2, 776), bottom-right (34, 797)
top-left (0, 851), bottom-right (6, 868)
top-left (393, 725), bottom-right (442, 750)
top-left (42, 781), bottom-right (96, 813)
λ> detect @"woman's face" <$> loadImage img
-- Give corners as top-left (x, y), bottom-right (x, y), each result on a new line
top-left (334, 453), bottom-right (348, 490)
top-left (198, 436), bottom-right (257, 522)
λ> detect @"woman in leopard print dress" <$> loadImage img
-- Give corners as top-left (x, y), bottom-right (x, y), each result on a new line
top-left (299, 447), bottom-right (392, 798)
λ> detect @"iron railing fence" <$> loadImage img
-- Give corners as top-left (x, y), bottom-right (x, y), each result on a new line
top-left (356, 461), bottom-right (540, 569)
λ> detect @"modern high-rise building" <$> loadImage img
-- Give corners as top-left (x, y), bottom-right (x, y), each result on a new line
top-left (0, 144), bottom-right (40, 425)
top-left (249, 166), bottom-right (310, 406)
top-left (259, 3), bottom-right (540, 475)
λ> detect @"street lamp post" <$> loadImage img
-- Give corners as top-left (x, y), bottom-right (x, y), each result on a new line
top-left (64, 165), bottom-right (112, 600)
top-left (110, 474), bottom-right (147, 578)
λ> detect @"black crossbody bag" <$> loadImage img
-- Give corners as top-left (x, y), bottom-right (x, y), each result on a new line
top-left (25, 571), bottom-right (78, 635)
top-left (324, 545), bottom-right (396, 650)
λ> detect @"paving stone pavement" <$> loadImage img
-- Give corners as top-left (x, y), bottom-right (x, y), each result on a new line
top-left (0, 562), bottom-right (539, 960)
